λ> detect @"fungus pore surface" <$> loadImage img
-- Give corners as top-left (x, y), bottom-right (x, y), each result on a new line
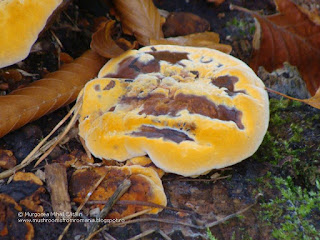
top-left (78, 45), bottom-right (269, 176)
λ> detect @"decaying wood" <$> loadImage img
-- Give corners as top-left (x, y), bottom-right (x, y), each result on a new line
top-left (45, 163), bottom-right (71, 220)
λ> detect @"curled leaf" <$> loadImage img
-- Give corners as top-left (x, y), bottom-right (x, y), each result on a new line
top-left (162, 12), bottom-right (210, 37)
top-left (0, 50), bottom-right (106, 138)
top-left (90, 20), bottom-right (138, 58)
top-left (113, 0), bottom-right (163, 45)
top-left (150, 32), bottom-right (232, 54)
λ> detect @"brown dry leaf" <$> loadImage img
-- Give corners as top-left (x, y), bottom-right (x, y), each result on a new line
top-left (233, 0), bottom-right (320, 96)
top-left (90, 20), bottom-right (138, 58)
top-left (150, 32), bottom-right (232, 54)
top-left (207, 0), bottom-right (225, 5)
top-left (0, 50), bottom-right (106, 138)
top-left (112, 0), bottom-right (163, 45)
top-left (162, 12), bottom-right (210, 37)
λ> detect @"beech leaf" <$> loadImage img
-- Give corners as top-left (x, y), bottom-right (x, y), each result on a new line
top-left (113, 0), bottom-right (164, 45)
top-left (90, 20), bottom-right (138, 58)
top-left (0, 50), bottom-right (106, 138)
top-left (232, 0), bottom-right (320, 96)
top-left (150, 32), bottom-right (232, 54)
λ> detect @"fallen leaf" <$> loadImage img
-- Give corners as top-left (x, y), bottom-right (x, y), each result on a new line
top-left (0, 50), bottom-right (106, 138)
top-left (90, 20), bottom-right (138, 58)
top-left (162, 12), bottom-right (210, 37)
top-left (207, 0), bottom-right (225, 5)
top-left (150, 32), bottom-right (232, 54)
top-left (232, 0), bottom-right (320, 95)
top-left (59, 52), bottom-right (74, 64)
top-left (112, 0), bottom-right (163, 45)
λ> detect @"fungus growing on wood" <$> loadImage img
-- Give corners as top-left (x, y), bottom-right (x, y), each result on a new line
top-left (71, 165), bottom-right (167, 217)
top-left (0, 0), bottom-right (63, 68)
top-left (78, 45), bottom-right (269, 176)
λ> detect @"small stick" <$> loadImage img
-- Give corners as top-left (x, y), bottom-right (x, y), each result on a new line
top-left (58, 171), bottom-right (108, 240)
top-left (102, 232), bottom-right (117, 240)
top-left (86, 209), bottom-right (151, 239)
top-left (0, 104), bottom-right (76, 180)
top-left (158, 230), bottom-right (172, 240)
top-left (86, 200), bottom-right (193, 214)
top-left (34, 101), bottom-right (82, 167)
top-left (110, 194), bottom-right (263, 230)
top-left (45, 163), bottom-right (71, 220)
top-left (172, 175), bottom-right (231, 182)
top-left (127, 229), bottom-right (156, 240)
top-left (86, 179), bottom-right (131, 239)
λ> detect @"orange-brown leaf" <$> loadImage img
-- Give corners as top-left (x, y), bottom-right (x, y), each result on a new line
top-left (113, 0), bottom-right (163, 45)
top-left (0, 50), bottom-right (106, 138)
top-left (90, 20), bottom-right (138, 58)
top-left (162, 12), bottom-right (210, 37)
top-left (150, 32), bottom-right (232, 54)
top-left (236, 0), bottom-right (320, 95)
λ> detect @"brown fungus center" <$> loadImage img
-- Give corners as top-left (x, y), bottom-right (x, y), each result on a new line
top-left (121, 93), bottom-right (244, 129)
top-left (131, 125), bottom-right (194, 143)
top-left (211, 75), bottom-right (246, 96)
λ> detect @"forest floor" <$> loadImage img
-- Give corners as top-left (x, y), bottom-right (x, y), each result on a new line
top-left (0, 0), bottom-right (319, 239)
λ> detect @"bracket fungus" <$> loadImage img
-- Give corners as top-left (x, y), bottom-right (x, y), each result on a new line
top-left (0, 0), bottom-right (63, 68)
top-left (78, 45), bottom-right (269, 176)
top-left (71, 165), bottom-right (167, 217)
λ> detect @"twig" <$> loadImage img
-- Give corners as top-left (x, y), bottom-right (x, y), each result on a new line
top-left (265, 87), bottom-right (304, 102)
top-left (86, 179), bottom-right (132, 239)
top-left (205, 202), bottom-right (256, 228)
top-left (102, 232), bottom-right (117, 240)
top-left (34, 101), bottom-right (82, 167)
top-left (172, 175), bottom-right (232, 182)
top-left (50, 29), bottom-right (64, 49)
top-left (127, 229), bottom-right (156, 240)
top-left (110, 194), bottom-right (263, 230)
top-left (0, 104), bottom-right (76, 180)
top-left (86, 200), bottom-right (193, 214)
top-left (86, 209), bottom-right (151, 239)
top-left (110, 217), bottom-right (201, 229)
top-left (58, 171), bottom-right (109, 240)
top-left (158, 230), bottom-right (172, 240)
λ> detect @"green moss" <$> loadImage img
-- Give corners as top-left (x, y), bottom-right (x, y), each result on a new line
top-left (260, 177), bottom-right (320, 240)
top-left (289, 123), bottom-right (304, 142)
top-left (226, 17), bottom-right (255, 37)
top-left (252, 98), bottom-right (319, 186)
top-left (207, 228), bottom-right (218, 240)
top-left (251, 131), bottom-right (283, 164)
